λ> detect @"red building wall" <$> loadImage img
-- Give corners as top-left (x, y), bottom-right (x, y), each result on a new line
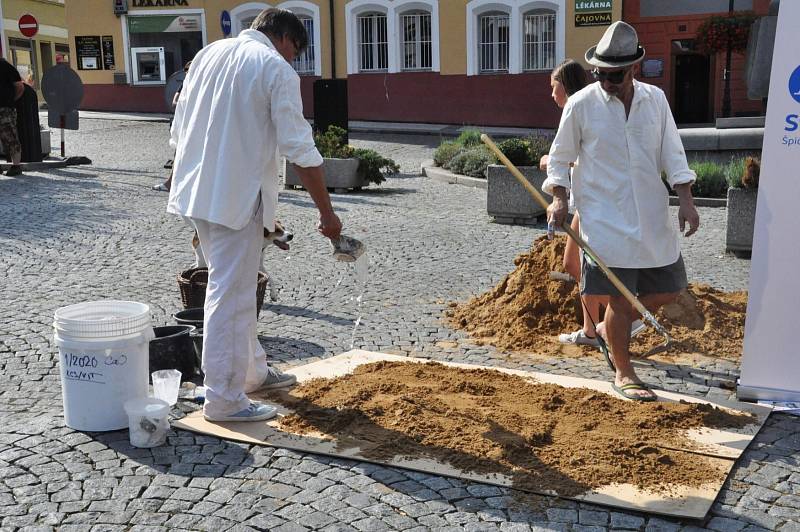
top-left (624, 0), bottom-right (769, 120)
top-left (346, 72), bottom-right (560, 128)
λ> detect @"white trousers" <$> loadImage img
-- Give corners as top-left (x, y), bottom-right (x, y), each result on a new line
top-left (191, 198), bottom-right (269, 418)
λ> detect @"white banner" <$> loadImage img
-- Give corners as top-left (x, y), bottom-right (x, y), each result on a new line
top-left (738, 0), bottom-right (800, 402)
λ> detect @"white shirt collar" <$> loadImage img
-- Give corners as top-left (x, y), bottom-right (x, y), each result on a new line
top-left (598, 78), bottom-right (652, 105)
top-left (238, 29), bottom-right (277, 51)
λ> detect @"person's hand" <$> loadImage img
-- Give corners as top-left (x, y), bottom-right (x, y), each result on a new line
top-left (678, 200), bottom-right (700, 237)
top-left (539, 154), bottom-right (549, 172)
top-left (546, 187), bottom-right (568, 236)
top-left (318, 211), bottom-right (342, 241)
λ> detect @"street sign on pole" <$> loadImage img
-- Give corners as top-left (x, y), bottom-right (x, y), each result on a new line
top-left (221, 10), bottom-right (232, 37)
top-left (41, 64), bottom-right (84, 157)
top-left (18, 13), bottom-right (38, 39)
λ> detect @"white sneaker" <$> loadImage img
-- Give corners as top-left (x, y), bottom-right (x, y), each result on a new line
top-left (253, 366), bottom-right (297, 391)
top-left (204, 401), bottom-right (277, 422)
top-left (558, 330), bottom-right (600, 347)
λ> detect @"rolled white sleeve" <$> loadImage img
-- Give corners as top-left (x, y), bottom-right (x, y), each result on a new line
top-left (543, 100), bottom-right (580, 195)
top-left (659, 92), bottom-right (695, 189)
top-left (169, 93), bottom-right (185, 150)
top-left (270, 67), bottom-right (323, 169)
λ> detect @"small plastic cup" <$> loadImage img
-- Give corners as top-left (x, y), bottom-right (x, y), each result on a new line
top-left (151, 369), bottom-right (181, 406)
top-left (123, 397), bottom-right (170, 448)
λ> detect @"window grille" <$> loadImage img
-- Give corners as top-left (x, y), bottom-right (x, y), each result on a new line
top-left (523, 12), bottom-right (556, 71)
top-left (358, 13), bottom-right (389, 71)
top-left (400, 12), bottom-right (432, 70)
top-left (292, 16), bottom-right (315, 74)
top-left (479, 14), bottom-right (509, 73)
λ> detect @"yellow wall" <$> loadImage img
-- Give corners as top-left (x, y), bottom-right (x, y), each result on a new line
top-left (65, 0), bottom-right (621, 85)
top-left (565, 0), bottom-right (622, 67)
top-left (3, 0), bottom-right (68, 85)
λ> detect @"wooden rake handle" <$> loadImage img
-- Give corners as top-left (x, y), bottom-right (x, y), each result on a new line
top-left (480, 134), bottom-right (669, 340)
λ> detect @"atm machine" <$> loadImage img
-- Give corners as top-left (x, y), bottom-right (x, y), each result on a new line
top-left (131, 46), bottom-right (166, 85)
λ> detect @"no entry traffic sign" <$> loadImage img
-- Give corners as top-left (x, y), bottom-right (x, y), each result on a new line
top-left (18, 14), bottom-right (38, 39)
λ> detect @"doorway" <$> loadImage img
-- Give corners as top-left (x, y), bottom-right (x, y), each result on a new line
top-left (672, 40), bottom-right (711, 124)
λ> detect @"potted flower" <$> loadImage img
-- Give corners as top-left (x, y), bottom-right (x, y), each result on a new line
top-left (485, 134), bottom-right (552, 224)
top-left (285, 126), bottom-right (398, 191)
top-left (725, 156), bottom-right (760, 254)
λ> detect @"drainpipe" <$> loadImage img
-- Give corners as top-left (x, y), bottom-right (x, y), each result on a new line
top-left (329, 0), bottom-right (336, 78)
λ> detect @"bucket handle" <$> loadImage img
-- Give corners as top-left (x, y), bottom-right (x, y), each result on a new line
top-left (188, 269), bottom-right (208, 286)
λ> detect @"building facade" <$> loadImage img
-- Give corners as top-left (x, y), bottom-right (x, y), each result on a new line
top-left (623, 0), bottom-right (769, 124)
top-left (0, 0), bottom-right (68, 90)
top-left (65, 0), bottom-right (623, 128)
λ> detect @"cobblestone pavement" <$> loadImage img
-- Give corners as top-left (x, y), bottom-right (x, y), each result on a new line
top-left (0, 120), bottom-right (797, 531)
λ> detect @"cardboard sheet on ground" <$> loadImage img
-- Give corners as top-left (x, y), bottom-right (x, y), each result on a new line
top-left (173, 350), bottom-right (771, 519)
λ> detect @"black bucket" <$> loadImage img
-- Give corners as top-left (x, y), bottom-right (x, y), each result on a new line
top-left (149, 325), bottom-right (197, 380)
top-left (174, 307), bottom-right (204, 329)
top-left (189, 327), bottom-right (203, 373)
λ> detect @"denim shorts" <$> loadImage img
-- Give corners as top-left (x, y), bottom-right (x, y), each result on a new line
top-left (580, 254), bottom-right (688, 296)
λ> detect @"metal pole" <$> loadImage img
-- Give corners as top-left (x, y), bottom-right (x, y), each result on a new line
top-left (722, 0), bottom-right (735, 118)
top-left (329, 0), bottom-right (336, 78)
top-left (60, 115), bottom-right (65, 158)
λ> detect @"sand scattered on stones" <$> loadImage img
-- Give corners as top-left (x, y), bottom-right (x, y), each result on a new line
top-left (268, 361), bottom-right (755, 496)
top-left (447, 236), bottom-right (748, 360)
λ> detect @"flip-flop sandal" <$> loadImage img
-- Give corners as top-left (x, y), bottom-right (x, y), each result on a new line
top-left (612, 382), bottom-right (657, 402)
top-left (596, 335), bottom-right (615, 372)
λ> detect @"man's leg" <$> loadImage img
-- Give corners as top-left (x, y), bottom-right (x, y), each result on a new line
top-left (193, 198), bottom-right (264, 419)
top-left (604, 295), bottom-right (655, 399)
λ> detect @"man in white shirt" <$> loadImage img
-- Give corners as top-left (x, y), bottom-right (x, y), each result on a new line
top-left (168, 9), bottom-right (342, 422)
top-left (543, 21), bottom-right (700, 402)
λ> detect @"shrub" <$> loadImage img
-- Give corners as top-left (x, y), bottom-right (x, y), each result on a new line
top-left (434, 140), bottom-right (463, 167)
top-left (689, 161), bottom-right (728, 198)
top-left (314, 125), bottom-right (353, 159)
top-left (725, 157), bottom-right (746, 189)
top-left (526, 134), bottom-right (553, 162)
top-left (446, 150), bottom-right (471, 175)
top-left (460, 146), bottom-right (497, 178)
top-left (497, 138), bottom-right (534, 166)
top-left (353, 148), bottom-right (399, 185)
top-left (456, 128), bottom-right (483, 148)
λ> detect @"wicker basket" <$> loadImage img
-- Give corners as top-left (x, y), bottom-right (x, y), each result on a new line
top-left (177, 268), bottom-right (268, 316)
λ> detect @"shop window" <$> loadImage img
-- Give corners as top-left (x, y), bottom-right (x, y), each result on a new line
top-left (479, 12), bottom-right (509, 73)
top-left (400, 11), bottom-right (432, 71)
top-left (55, 43), bottom-right (70, 64)
top-left (292, 16), bottom-right (315, 75)
top-left (127, 14), bottom-right (203, 83)
top-left (523, 10), bottom-right (556, 72)
top-left (358, 12), bottom-right (388, 72)
top-left (9, 38), bottom-right (37, 88)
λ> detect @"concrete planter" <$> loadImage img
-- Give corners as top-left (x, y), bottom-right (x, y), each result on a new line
top-left (725, 187), bottom-right (758, 252)
top-left (486, 164), bottom-right (547, 224)
top-left (285, 157), bottom-right (365, 192)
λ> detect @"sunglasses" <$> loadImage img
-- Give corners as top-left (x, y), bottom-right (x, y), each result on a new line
top-left (592, 68), bottom-right (628, 84)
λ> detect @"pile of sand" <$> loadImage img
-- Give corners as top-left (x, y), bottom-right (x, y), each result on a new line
top-left (268, 361), bottom-right (754, 495)
top-left (448, 236), bottom-right (748, 360)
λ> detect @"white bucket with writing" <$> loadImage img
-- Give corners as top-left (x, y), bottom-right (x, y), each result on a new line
top-left (54, 300), bottom-right (154, 431)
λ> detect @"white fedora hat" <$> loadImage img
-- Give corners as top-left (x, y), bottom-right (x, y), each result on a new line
top-left (585, 21), bottom-right (645, 68)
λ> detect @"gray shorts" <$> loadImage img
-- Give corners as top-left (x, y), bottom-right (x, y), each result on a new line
top-left (580, 254), bottom-right (687, 296)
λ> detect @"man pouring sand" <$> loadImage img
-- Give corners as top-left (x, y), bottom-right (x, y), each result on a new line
top-left (544, 22), bottom-right (700, 401)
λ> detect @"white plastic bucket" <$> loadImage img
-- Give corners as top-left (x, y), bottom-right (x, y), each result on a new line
top-left (54, 300), bottom-right (154, 431)
top-left (124, 397), bottom-right (170, 448)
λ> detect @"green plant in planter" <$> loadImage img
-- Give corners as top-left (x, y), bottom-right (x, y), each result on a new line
top-left (434, 140), bottom-right (463, 167)
top-left (526, 134), bottom-right (553, 162)
top-left (352, 148), bottom-right (399, 185)
top-left (725, 157), bottom-right (746, 189)
top-left (313, 126), bottom-right (399, 185)
top-left (456, 128), bottom-right (483, 148)
top-left (497, 138), bottom-right (533, 166)
top-left (446, 146), bottom-right (496, 178)
top-left (314, 125), bottom-right (354, 159)
top-left (689, 160), bottom-right (728, 198)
